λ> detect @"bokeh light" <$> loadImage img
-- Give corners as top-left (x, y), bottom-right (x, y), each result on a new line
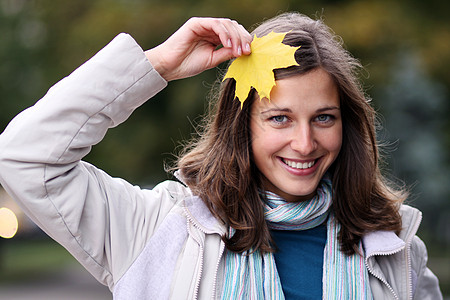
top-left (0, 207), bottom-right (18, 239)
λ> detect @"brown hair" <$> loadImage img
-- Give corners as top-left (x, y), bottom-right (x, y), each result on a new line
top-left (176, 12), bottom-right (405, 255)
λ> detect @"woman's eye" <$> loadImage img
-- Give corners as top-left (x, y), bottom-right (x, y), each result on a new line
top-left (270, 115), bottom-right (288, 123)
top-left (316, 114), bottom-right (332, 123)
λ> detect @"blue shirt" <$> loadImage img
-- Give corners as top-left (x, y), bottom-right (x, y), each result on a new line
top-left (271, 223), bottom-right (327, 299)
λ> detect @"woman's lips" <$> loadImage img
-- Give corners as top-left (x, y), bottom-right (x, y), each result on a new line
top-left (279, 157), bottom-right (321, 175)
top-left (281, 158), bottom-right (316, 169)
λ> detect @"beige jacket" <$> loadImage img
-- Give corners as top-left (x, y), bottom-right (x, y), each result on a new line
top-left (0, 33), bottom-right (441, 299)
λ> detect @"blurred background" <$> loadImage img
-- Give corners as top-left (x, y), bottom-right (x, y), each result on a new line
top-left (0, 0), bottom-right (449, 298)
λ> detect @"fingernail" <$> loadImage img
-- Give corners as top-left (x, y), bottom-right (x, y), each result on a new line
top-left (237, 46), bottom-right (242, 56)
top-left (245, 43), bottom-right (251, 53)
top-left (227, 39), bottom-right (232, 48)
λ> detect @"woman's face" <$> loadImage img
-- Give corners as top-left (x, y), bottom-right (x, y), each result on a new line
top-left (250, 68), bottom-right (342, 202)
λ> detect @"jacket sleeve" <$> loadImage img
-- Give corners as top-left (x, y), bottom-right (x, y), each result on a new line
top-left (0, 33), bottom-right (178, 289)
top-left (411, 235), bottom-right (443, 300)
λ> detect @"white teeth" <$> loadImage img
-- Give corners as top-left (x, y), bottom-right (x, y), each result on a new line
top-left (283, 159), bottom-right (315, 169)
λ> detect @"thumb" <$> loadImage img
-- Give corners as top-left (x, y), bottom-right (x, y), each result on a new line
top-left (210, 47), bottom-right (237, 68)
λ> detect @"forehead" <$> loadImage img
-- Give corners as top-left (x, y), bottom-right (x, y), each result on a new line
top-left (251, 68), bottom-right (339, 112)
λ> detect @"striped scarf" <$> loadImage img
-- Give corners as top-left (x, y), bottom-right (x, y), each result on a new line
top-left (221, 177), bottom-right (373, 299)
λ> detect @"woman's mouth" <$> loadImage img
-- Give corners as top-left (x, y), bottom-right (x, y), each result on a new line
top-left (281, 158), bottom-right (316, 169)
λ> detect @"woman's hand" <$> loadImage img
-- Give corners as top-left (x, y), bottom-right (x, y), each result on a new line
top-left (145, 17), bottom-right (252, 81)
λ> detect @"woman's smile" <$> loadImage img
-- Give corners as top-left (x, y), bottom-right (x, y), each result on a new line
top-left (281, 157), bottom-right (316, 170)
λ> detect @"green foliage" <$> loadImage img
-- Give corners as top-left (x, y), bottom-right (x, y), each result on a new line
top-left (0, 238), bottom-right (74, 283)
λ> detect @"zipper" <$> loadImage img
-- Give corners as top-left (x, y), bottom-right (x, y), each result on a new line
top-left (194, 241), bottom-right (204, 300)
top-left (184, 213), bottom-right (205, 300)
top-left (404, 211), bottom-right (422, 300)
top-left (183, 200), bottom-right (227, 299)
top-left (211, 241), bottom-right (226, 299)
top-left (184, 206), bottom-right (225, 299)
top-left (365, 247), bottom-right (404, 300)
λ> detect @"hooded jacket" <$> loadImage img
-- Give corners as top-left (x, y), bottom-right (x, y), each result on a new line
top-left (0, 33), bottom-right (442, 299)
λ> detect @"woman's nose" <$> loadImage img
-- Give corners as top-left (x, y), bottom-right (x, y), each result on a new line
top-left (290, 124), bottom-right (317, 156)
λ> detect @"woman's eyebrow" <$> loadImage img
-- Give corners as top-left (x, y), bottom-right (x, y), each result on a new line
top-left (260, 106), bottom-right (340, 114)
top-left (260, 108), bottom-right (292, 114)
top-left (316, 106), bottom-right (340, 113)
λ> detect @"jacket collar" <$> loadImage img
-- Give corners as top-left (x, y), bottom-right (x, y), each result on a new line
top-left (362, 204), bottom-right (422, 257)
top-left (175, 169), bottom-right (227, 235)
top-left (363, 230), bottom-right (405, 257)
top-left (173, 170), bottom-right (226, 235)
top-left (183, 195), bottom-right (227, 235)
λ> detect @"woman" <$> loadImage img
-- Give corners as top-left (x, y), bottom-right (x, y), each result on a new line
top-left (0, 12), bottom-right (442, 299)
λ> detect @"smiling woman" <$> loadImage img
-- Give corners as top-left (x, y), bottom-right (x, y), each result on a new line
top-left (0, 12), bottom-right (442, 300)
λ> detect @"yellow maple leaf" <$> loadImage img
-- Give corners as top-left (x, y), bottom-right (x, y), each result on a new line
top-left (223, 31), bottom-right (300, 107)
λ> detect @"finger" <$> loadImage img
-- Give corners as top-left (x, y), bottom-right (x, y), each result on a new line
top-left (205, 18), bottom-right (233, 50)
top-left (184, 18), bottom-right (224, 42)
top-left (221, 19), bottom-right (245, 57)
top-left (190, 17), bottom-right (250, 57)
top-left (222, 19), bottom-right (252, 56)
top-left (237, 24), bottom-right (253, 55)
top-left (201, 18), bottom-right (242, 56)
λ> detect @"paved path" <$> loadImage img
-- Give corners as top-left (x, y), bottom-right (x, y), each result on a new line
top-left (0, 263), bottom-right (112, 300)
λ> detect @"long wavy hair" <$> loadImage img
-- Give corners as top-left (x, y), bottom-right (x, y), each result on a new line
top-left (175, 12), bottom-right (406, 255)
